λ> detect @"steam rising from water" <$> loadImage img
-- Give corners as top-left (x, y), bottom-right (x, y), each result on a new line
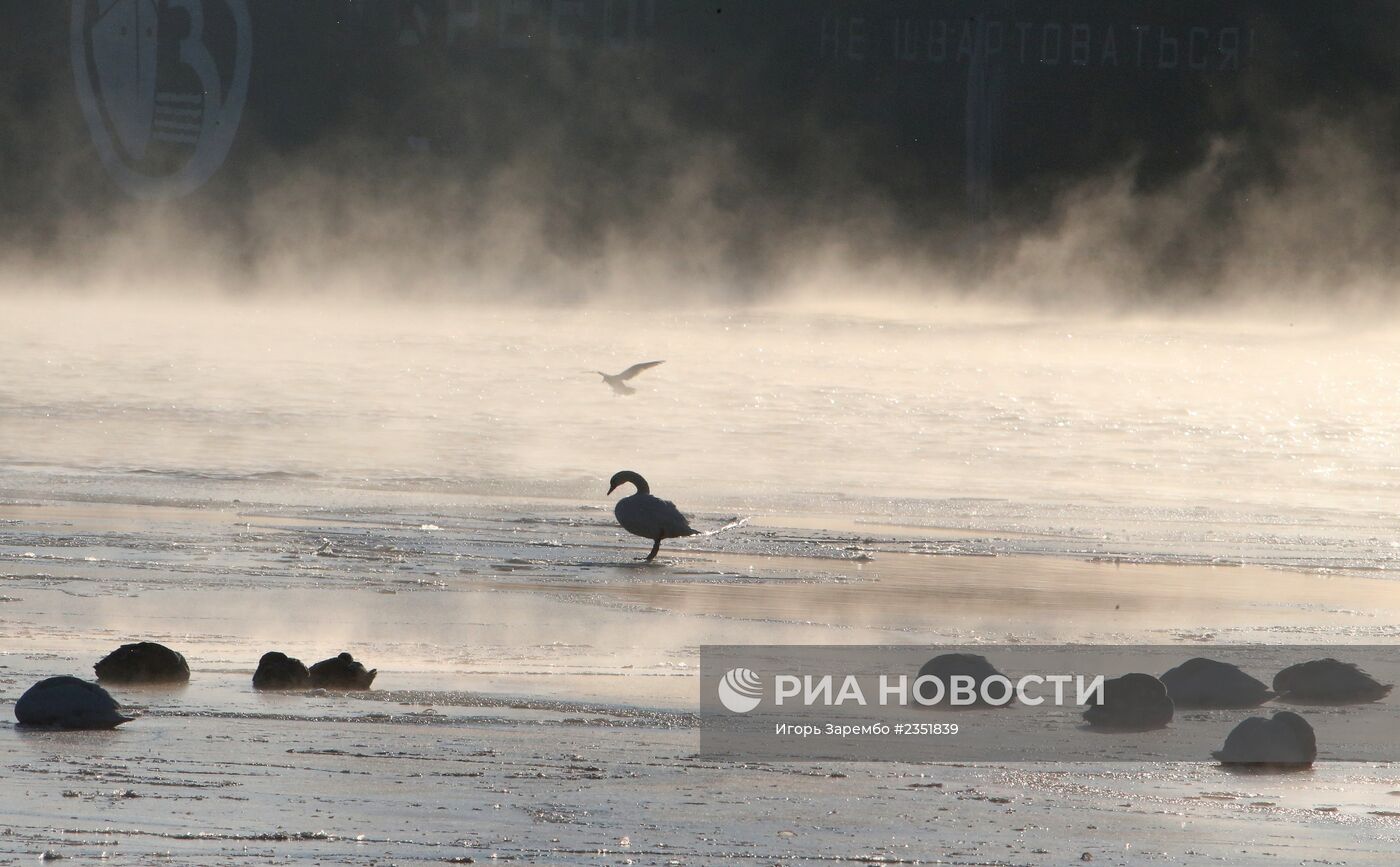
top-left (6, 104), bottom-right (1393, 312)
top-left (2, 3), bottom-right (1397, 308)
top-left (1, 5), bottom-right (1398, 557)
top-left (4, 296), bottom-right (1398, 531)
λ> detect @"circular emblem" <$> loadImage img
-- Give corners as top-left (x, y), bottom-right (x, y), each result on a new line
top-left (717, 667), bottom-right (763, 714)
top-left (71, 0), bottom-right (252, 199)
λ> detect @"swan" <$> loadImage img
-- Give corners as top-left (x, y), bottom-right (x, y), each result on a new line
top-left (1081, 673), bottom-right (1174, 731)
top-left (308, 652), bottom-right (377, 690)
top-left (1273, 658), bottom-right (1392, 704)
top-left (607, 470), bottom-right (699, 561)
top-left (253, 651), bottom-right (310, 690)
top-left (94, 641), bottom-right (190, 685)
top-left (594, 360), bottom-right (664, 396)
top-left (14, 676), bottom-right (133, 729)
top-left (915, 653), bottom-right (1007, 707)
top-left (1159, 657), bottom-right (1273, 709)
top-left (1213, 711), bottom-right (1316, 767)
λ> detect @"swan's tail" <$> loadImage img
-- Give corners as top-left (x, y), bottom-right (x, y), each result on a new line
top-left (692, 516), bottom-right (749, 537)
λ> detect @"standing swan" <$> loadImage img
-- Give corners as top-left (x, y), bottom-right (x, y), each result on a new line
top-left (607, 470), bottom-right (698, 561)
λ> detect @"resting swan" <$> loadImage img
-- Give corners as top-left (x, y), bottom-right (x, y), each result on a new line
top-left (15, 676), bottom-right (133, 729)
top-left (1213, 711), bottom-right (1317, 767)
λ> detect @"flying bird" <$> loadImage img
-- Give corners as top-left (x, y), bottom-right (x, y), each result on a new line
top-left (593, 360), bottom-right (665, 395)
top-left (607, 470), bottom-right (699, 561)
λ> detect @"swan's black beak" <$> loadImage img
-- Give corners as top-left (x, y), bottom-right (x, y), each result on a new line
top-left (606, 484), bottom-right (617, 495)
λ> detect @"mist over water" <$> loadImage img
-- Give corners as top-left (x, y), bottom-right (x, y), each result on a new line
top-left (4, 1), bottom-right (1398, 306)
top-left (3, 295), bottom-right (1397, 570)
top-left (6, 8), bottom-right (1400, 864)
top-left (0, 4), bottom-right (1397, 629)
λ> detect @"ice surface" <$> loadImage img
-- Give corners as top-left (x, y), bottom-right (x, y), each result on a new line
top-left (3, 299), bottom-right (1400, 862)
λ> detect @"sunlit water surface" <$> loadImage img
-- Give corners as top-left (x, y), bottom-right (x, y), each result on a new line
top-left (2, 296), bottom-right (1398, 570)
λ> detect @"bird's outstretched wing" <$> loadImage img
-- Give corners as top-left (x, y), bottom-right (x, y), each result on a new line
top-left (617, 360), bottom-right (665, 381)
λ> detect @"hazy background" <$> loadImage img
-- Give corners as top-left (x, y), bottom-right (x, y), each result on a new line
top-left (4, 296), bottom-right (1397, 571)
top-left (0, 0), bottom-right (1395, 309)
top-left (1, 1), bottom-right (1399, 569)
top-left (5, 9), bottom-right (1400, 863)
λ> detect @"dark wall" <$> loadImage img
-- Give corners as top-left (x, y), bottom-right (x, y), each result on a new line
top-left (5, 1), bottom-right (1398, 294)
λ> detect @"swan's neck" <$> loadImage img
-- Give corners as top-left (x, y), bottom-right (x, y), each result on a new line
top-left (623, 473), bottom-right (650, 495)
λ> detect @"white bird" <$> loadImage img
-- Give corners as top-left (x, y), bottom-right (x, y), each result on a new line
top-left (607, 470), bottom-right (698, 561)
top-left (594, 360), bottom-right (665, 396)
top-left (14, 676), bottom-right (133, 729)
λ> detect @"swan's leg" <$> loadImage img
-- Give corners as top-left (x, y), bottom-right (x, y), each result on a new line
top-left (644, 535), bottom-right (662, 561)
